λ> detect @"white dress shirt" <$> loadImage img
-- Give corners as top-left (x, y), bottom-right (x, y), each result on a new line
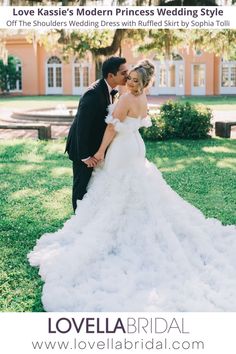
top-left (104, 79), bottom-right (115, 104)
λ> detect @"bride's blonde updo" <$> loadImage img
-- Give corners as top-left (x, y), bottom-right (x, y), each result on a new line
top-left (132, 59), bottom-right (155, 92)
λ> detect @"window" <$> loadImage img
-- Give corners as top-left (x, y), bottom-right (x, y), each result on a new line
top-left (83, 67), bottom-right (89, 87)
top-left (47, 56), bottom-right (62, 65)
top-left (159, 66), bottom-right (167, 87)
top-left (193, 65), bottom-right (205, 87)
top-left (47, 67), bottom-right (54, 88)
top-left (46, 56), bottom-right (62, 94)
top-left (73, 58), bottom-right (89, 89)
top-left (222, 63), bottom-right (236, 87)
top-left (195, 50), bottom-right (203, 57)
top-left (74, 67), bottom-right (80, 87)
top-left (231, 66), bottom-right (236, 87)
top-left (178, 65), bottom-right (184, 87)
top-left (56, 67), bottom-right (62, 87)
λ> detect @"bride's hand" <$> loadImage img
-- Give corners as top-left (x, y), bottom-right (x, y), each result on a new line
top-left (94, 150), bottom-right (104, 162)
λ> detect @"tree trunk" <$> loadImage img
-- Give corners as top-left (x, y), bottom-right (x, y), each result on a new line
top-left (92, 29), bottom-right (126, 57)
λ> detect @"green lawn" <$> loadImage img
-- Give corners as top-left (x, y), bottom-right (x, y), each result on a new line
top-left (1, 95), bottom-right (236, 110)
top-left (0, 95), bottom-right (80, 110)
top-left (178, 95), bottom-right (236, 111)
top-left (0, 138), bottom-right (235, 311)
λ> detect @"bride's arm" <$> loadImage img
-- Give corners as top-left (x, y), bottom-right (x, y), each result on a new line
top-left (94, 95), bottom-right (129, 161)
top-left (94, 124), bottom-right (116, 161)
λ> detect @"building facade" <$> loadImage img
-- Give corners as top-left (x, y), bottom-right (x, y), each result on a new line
top-left (4, 35), bottom-right (236, 96)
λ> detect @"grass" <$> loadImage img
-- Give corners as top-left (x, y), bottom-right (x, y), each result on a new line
top-left (0, 139), bottom-right (72, 312)
top-left (0, 138), bottom-right (235, 311)
top-left (178, 95), bottom-right (236, 110)
top-left (146, 139), bottom-right (236, 225)
top-left (1, 95), bottom-right (236, 110)
top-left (0, 95), bottom-right (80, 110)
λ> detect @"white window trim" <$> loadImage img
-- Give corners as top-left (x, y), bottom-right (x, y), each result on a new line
top-left (191, 63), bottom-right (206, 96)
top-left (220, 60), bottom-right (236, 94)
top-left (150, 60), bottom-right (185, 96)
top-left (72, 59), bottom-right (90, 95)
top-left (45, 56), bottom-right (63, 95)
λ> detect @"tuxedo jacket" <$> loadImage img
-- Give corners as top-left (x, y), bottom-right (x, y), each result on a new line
top-left (65, 79), bottom-right (110, 163)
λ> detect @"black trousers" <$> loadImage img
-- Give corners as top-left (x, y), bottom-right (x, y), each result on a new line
top-left (72, 161), bottom-right (93, 212)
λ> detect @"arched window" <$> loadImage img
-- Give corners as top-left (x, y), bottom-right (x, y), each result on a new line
top-left (47, 56), bottom-right (62, 65)
top-left (46, 56), bottom-right (62, 94)
top-left (172, 53), bottom-right (184, 61)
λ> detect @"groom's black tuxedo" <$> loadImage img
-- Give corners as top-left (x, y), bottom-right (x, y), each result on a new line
top-left (65, 79), bottom-right (111, 211)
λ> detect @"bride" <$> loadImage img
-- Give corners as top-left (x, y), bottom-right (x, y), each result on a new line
top-left (28, 60), bottom-right (236, 312)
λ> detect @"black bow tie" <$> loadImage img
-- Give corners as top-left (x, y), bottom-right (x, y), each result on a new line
top-left (110, 89), bottom-right (118, 103)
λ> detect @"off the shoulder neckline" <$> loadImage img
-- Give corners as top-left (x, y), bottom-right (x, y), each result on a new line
top-left (126, 116), bottom-right (148, 120)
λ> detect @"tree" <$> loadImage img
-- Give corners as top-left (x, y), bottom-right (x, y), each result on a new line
top-left (138, 29), bottom-right (236, 60)
top-left (55, 0), bottom-right (218, 57)
top-left (138, 29), bottom-right (185, 59)
top-left (182, 30), bottom-right (236, 59)
top-left (54, 28), bottom-right (236, 62)
top-left (59, 29), bottom-right (131, 58)
top-left (0, 56), bottom-right (20, 93)
top-left (4, 0), bottom-right (235, 63)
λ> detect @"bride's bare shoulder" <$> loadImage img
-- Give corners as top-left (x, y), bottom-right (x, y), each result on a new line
top-left (115, 93), bottom-right (131, 108)
top-left (118, 92), bottom-right (130, 101)
top-left (118, 92), bottom-right (135, 105)
top-left (113, 93), bottom-right (131, 120)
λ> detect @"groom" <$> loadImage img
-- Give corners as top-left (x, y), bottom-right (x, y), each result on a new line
top-left (65, 56), bottom-right (128, 212)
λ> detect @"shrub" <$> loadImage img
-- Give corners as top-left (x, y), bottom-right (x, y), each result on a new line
top-left (141, 100), bottom-right (213, 140)
top-left (0, 56), bottom-right (21, 93)
top-left (140, 113), bottom-right (165, 140)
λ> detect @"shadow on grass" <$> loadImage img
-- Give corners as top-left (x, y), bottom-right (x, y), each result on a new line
top-left (0, 140), bottom-right (73, 311)
top-left (0, 138), bottom-right (235, 311)
top-left (146, 138), bottom-right (236, 225)
top-left (0, 181), bottom-right (72, 312)
top-left (0, 139), bottom-right (68, 162)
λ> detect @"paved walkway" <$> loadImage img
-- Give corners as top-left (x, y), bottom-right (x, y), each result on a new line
top-left (0, 96), bottom-right (235, 139)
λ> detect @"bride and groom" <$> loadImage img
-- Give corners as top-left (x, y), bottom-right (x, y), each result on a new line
top-left (28, 56), bottom-right (236, 312)
top-left (65, 56), bottom-right (129, 212)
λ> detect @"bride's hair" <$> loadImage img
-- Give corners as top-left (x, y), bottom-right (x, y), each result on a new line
top-left (132, 59), bottom-right (155, 90)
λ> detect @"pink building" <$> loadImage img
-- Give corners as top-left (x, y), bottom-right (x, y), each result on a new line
top-left (4, 34), bottom-right (236, 96)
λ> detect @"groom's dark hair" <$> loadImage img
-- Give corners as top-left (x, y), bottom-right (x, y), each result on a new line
top-left (102, 56), bottom-right (126, 78)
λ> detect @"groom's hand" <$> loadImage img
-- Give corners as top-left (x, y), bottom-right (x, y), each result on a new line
top-left (82, 157), bottom-right (98, 168)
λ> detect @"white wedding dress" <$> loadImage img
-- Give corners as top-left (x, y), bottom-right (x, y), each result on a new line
top-left (28, 106), bottom-right (236, 312)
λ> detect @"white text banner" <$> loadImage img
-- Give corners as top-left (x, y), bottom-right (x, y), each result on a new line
top-left (0, 6), bottom-right (235, 29)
